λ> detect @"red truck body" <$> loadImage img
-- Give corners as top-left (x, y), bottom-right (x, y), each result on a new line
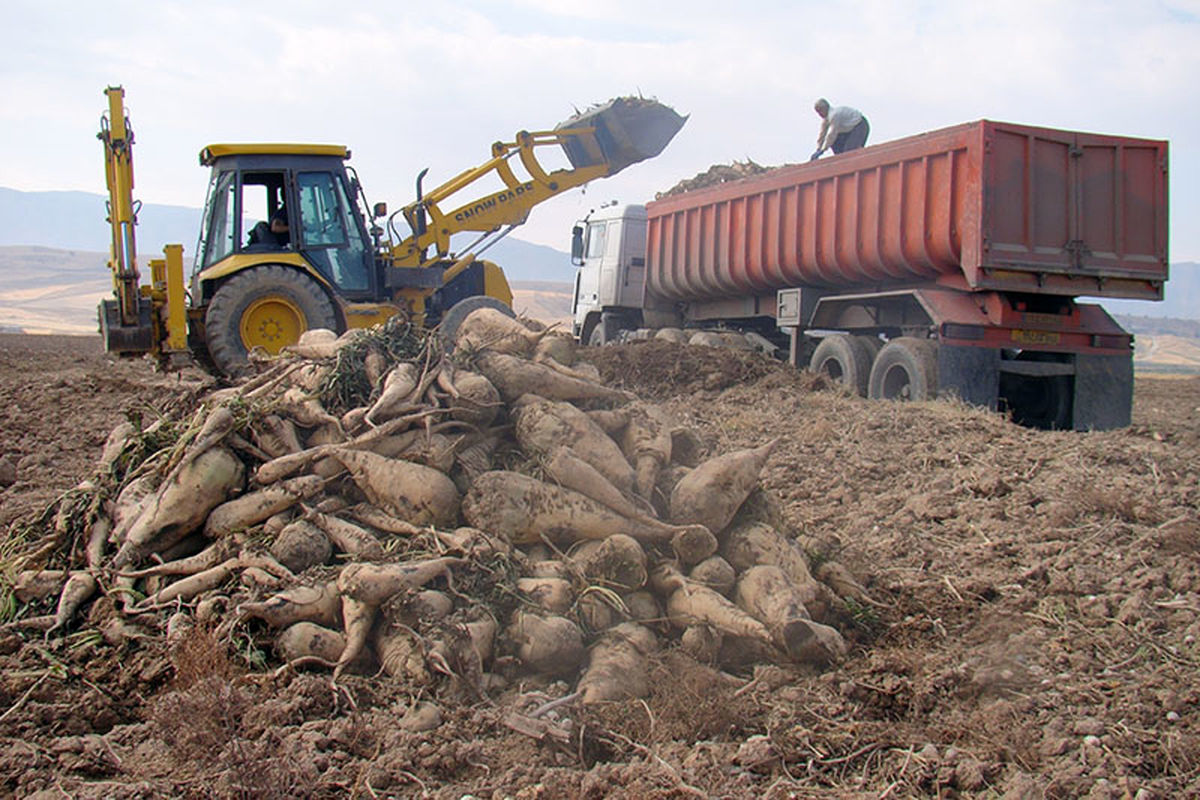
top-left (645, 120), bottom-right (1168, 304)
top-left (571, 120), bottom-right (1168, 431)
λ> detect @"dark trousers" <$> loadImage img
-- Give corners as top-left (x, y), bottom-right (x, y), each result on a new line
top-left (832, 117), bottom-right (870, 154)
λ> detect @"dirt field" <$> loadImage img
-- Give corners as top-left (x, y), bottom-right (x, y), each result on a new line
top-left (0, 333), bottom-right (1197, 798)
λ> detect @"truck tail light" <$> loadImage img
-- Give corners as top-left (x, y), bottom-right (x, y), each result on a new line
top-left (1091, 334), bottom-right (1130, 350)
top-left (940, 323), bottom-right (986, 341)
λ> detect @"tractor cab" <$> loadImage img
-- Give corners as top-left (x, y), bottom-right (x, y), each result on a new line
top-left (187, 144), bottom-right (399, 374)
top-left (194, 144), bottom-right (379, 301)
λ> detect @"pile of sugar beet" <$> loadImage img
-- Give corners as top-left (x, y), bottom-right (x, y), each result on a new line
top-left (656, 159), bottom-right (774, 198)
top-left (4, 309), bottom-right (871, 712)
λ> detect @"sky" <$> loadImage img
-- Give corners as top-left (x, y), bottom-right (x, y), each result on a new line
top-left (1, 0), bottom-right (1198, 268)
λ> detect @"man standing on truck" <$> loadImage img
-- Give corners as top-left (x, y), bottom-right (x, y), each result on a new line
top-left (811, 98), bottom-right (870, 160)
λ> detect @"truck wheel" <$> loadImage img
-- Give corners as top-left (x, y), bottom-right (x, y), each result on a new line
top-left (439, 295), bottom-right (514, 352)
top-left (868, 337), bottom-right (938, 401)
top-left (809, 334), bottom-right (873, 396)
top-left (999, 354), bottom-right (1073, 430)
top-left (855, 335), bottom-right (884, 360)
top-left (205, 266), bottom-right (338, 376)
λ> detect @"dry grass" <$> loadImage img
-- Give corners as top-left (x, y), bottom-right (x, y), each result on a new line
top-left (148, 626), bottom-right (247, 760)
top-left (145, 626), bottom-right (321, 799)
top-left (583, 650), bottom-right (766, 749)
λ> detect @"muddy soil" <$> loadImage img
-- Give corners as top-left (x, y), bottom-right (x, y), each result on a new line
top-left (1, 333), bottom-right (1198, 798)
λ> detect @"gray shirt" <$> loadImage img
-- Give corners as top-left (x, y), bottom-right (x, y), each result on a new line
top-left (818, 105), bottom-right (864, 151)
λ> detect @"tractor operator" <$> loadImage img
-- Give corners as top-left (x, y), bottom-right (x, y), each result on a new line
top-left (247, 205), bottom-right (290, 248)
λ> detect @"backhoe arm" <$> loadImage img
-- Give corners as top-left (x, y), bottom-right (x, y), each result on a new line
top-left (97, 86), bottom-right (187, 359)
top-left (100, 86), bottom-right (141, 326)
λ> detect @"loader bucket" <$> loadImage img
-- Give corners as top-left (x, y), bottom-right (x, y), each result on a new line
top-left (556, 97), bottom-right (687, 176)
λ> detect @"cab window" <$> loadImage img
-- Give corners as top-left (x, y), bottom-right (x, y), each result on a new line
top-left (298, 172), bottom-right (347, 247)
top-left (200, 170), bottom-right (236, 267)
top-left (297, 171), bottom-right (371, 293)
top-left (241, 171), bottom-right (289, 250)
top-left (585, 221), bottom-right (608, 259)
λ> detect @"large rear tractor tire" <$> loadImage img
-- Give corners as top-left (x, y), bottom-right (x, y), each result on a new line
top-left (809, 334), bottom-right (874, 397)
top-left (438, 295), bottom-right (515, 352)
top-left (867, 337), bottom-right (939, 401)
top-left (204, 266), bottom-right (338, 377)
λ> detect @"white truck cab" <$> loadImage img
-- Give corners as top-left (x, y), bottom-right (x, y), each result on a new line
top-left (570, 204), bottom-right (647, 345)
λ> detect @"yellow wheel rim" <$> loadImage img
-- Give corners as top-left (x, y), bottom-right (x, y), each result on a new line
top-left (240, 296), bottom-right (304, 354)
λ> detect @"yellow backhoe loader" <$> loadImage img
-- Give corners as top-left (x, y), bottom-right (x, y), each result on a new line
top-left (97, 86), bottom-right (685, 375)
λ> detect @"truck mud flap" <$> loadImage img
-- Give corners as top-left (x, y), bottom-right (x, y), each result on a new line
top-left (937, 344), bottom-right (999, 411)
top-left (557, 98), bottom-right (687, 176)
top-left (1073, 353), bottom-right (1132, 431)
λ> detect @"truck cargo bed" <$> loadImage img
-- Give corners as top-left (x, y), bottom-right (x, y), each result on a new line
top-left (645, 120), bottom-right (1167, 303)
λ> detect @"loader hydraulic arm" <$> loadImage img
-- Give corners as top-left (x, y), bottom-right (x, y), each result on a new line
top-left (389, 97), bottom-right (686, 269)
top-left (390, 128), bottom-right (607, 268)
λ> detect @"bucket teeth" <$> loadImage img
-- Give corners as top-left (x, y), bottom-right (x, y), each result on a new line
top-left (557, 97), bottom-right (687, 176)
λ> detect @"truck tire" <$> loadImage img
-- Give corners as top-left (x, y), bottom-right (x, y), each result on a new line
top-left (855, 335), bottom-right (884, 360)
top-left (999, 353), bottom-right (1073, 430)
top-left (867, 337), bottom-right (938, 401)
top-left (204, 265), bottom-right (338, 377)
top-left (810, 334), bottom-right (873, 397)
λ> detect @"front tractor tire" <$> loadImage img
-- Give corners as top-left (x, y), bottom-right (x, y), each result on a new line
top-left (204, 265), bottom-right (338, 377)
top-left (438, 295), bottom-right (515, 352)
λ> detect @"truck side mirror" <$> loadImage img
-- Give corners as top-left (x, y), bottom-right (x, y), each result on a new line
top-left (373, 202), bottom-right (388, 218)
top-left (570, 225), bottom-right (584, 266)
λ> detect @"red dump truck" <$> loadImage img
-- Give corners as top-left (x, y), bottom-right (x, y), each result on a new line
top-left (570, 119), bottom-right (1169, 430)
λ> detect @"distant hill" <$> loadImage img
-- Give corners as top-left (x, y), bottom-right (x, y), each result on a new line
top-left (1114, 314), bottom-right (1200, 374)
top-left (1114, 315), bottom-right (1200, 339)
top-left (509, 281), bottom-right (573, 328)
top-left (0, 188), bottom-right (201, 257)
top-left (0, 187), bottom-right (572, 283)
top-left (0, 247), bottom-right (108, 334)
